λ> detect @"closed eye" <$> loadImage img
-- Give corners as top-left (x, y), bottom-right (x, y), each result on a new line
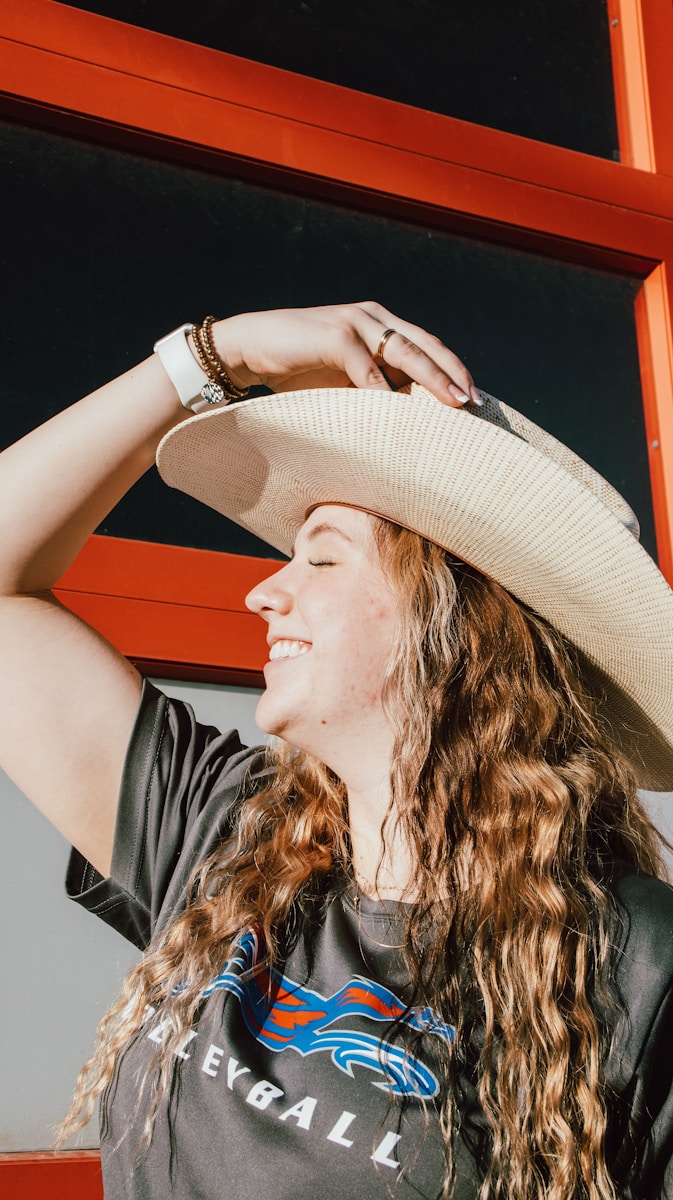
top-left (308, 559), bottom-right (336, 567)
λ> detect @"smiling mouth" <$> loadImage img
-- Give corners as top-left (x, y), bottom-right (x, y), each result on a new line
top-left (268, 640), bottom-right (311, 662)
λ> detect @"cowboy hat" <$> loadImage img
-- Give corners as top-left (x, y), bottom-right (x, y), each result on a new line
top-left (156, 385), bottom-right (673, 790)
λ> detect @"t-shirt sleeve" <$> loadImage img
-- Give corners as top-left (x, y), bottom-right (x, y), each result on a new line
top-left (605, 868), bottom-right (673, 1197)
top-left (629, 980), bottom-right (673, 1198)
top-left (66, 679), bottom-right (263, 950)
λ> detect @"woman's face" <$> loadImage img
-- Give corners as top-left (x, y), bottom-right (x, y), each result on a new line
top-left (245, 505), bottom-right (399, 774)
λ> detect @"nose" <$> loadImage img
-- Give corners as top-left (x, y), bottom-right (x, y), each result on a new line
top-left (245, 562), bottom-right (294, 620)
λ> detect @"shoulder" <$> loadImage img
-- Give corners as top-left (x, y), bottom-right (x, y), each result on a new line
top-left (608, 862), bottom-right (673, 978)
top-left (603, 863), bottom-right (673, 1091)
top-left (131, 678), bottom-right (267, 792)
top-left (603, 866), bottom-right (673, 1193)
top-left (67, 680), bottom-right (270, 948)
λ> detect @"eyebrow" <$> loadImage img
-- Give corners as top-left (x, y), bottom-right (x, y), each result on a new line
top-left (291, 522), bottom-right (355, 556)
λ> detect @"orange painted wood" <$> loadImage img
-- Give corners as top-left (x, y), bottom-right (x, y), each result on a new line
top-left (57, 590), bottom-right (267, 675)
top-left (0, 1151), bottom-right (103, 1200)
top-left (0, 0), bottom-right (661, 206)
top-left (635, 265), bottom-right (673, 583)
top-left (607, 0), bottom-right (654, 171)
top-left (633, 0), bottom-right (673, 177)
top-left (608, 0), bottom-right (673, 176)
top-left (57, 534), bottom-right (281, 611)
top-left (54, 536), bottom-right (282, 681)
top-left (2, 1), bottom-right (673, 265)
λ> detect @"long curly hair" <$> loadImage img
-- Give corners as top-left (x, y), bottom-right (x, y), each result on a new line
top-left (58, 519), bottom-right (667, 1199)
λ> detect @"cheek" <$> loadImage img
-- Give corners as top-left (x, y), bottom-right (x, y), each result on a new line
top-left (355, 601), bottom-right (397, 693)
top-left (365, 592), bottom-right (398, 647)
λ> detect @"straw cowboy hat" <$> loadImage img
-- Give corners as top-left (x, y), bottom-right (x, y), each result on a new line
top-left (157, 384), bottom-right (673, 791)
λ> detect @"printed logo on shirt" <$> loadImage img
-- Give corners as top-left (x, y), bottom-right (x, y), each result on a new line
top-left (199, 928), bottom-right (454, 1099)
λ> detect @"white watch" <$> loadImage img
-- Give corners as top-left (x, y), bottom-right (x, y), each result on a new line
top-left (153, 324), bottom-right (224, 413)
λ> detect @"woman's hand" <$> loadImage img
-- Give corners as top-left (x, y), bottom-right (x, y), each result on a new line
top-left (211, 301), bottom-right (481, 408)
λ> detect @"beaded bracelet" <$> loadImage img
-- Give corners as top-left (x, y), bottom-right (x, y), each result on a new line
top-left (192, 316), bottom-right (249, 404)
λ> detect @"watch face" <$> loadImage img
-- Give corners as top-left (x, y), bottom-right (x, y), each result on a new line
top-left (201, 381), bottom-right (226, 405)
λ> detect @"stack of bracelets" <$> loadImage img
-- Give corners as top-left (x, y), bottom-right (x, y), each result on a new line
top-left (191, 316), bottom-right (250, 406)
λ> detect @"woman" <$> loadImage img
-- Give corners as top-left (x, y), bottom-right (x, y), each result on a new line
top-left (0, 302), bottom-right (672, 1199)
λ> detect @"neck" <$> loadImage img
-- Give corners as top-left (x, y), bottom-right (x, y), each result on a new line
top-left (304, 723), bottom-right (413, 898)
top-left (346, 779), bottom-right (415, 901)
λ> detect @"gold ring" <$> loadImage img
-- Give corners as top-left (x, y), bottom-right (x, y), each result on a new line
top-left (375, 328), bottom-right (397, 362)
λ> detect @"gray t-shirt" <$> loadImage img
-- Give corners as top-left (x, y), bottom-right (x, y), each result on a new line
top-left (67, 681), bottom-right (673, 1199)
top-left (67, 682), bottom-right (485, 1198)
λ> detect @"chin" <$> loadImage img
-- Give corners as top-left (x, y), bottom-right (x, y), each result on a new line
top-left (255, 697), bottom-right (293, 741)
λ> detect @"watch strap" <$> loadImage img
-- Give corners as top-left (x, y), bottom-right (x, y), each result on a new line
top-left (153, 324), bottom-right (214, 412)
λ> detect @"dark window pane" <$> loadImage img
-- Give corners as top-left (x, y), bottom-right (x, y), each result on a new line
top-left (0, 120), bottom-right (651, 562)
top-left (62, 0), bottom-right (619, 159)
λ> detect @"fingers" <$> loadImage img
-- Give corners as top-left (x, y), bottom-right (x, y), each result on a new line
top-left (356, 303), bottom-right (481, 408)
top-left (215, 308), bottom-right (392, 394)
top-left (217, 302), bottom-right (480, 407)
top-left (336, 330), bottom-right (394, 391)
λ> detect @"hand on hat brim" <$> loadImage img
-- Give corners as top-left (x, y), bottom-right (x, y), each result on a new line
top-left (205, 301), bottom-right (479, 408)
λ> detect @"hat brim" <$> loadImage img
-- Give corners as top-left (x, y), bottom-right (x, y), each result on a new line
top-left (157, 386), bottom-right (673, 791)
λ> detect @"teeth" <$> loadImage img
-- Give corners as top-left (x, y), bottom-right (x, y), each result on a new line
top-left (269, 640), bottom-right (310, 661)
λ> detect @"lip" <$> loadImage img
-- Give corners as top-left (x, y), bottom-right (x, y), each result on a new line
top-left (263, 651), bottom-right (311, 683)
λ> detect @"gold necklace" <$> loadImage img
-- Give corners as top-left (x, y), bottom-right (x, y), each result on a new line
top-left (352, 865), bottom-right (409, 901)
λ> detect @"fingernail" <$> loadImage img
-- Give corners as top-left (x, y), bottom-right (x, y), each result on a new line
top-left (470, 385), bottom-right (484, 407)
top-left (448, 385), bottom-right (470, 404)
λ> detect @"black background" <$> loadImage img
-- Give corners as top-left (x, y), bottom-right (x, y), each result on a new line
top-left (61, 0), bottom-right (619, 160)
top-left (0, 120), bottom-right (652, 559)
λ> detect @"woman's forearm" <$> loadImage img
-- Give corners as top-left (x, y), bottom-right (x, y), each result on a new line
top-left (0, 300), bottom-right (473, 600)
top-left (0, 353), bottom-right (188, 596)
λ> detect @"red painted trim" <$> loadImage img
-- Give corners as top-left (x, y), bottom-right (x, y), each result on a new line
top-left (1, 1), bottom-right (673, 265)
top-left (607, 0), bottom-right (673, 576)
top-left (54, 536), bottom-right (282, 682)
top-left (0, 0), bottom-right (663, 206)
top-left (56, 534), bottom-right (279, 609)
top-left (607, 0), bottom-right (653, 171)
top-left (608, 0), bottom-right (673, 177)
top-left (635, 266), bottom-right (673, 583)
top-left (633, 0), bottom-right (673, 177)
top-left (0, 1151), bottom-right (102, 1199)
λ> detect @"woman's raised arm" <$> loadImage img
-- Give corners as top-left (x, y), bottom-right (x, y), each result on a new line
top-left (0, 303), bottom-right (474, 876)
top-left (0, 352), bottom-right (185, 876)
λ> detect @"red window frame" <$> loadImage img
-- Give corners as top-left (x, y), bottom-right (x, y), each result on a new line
top-left (1, 0), bottom-right (673, 1187)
